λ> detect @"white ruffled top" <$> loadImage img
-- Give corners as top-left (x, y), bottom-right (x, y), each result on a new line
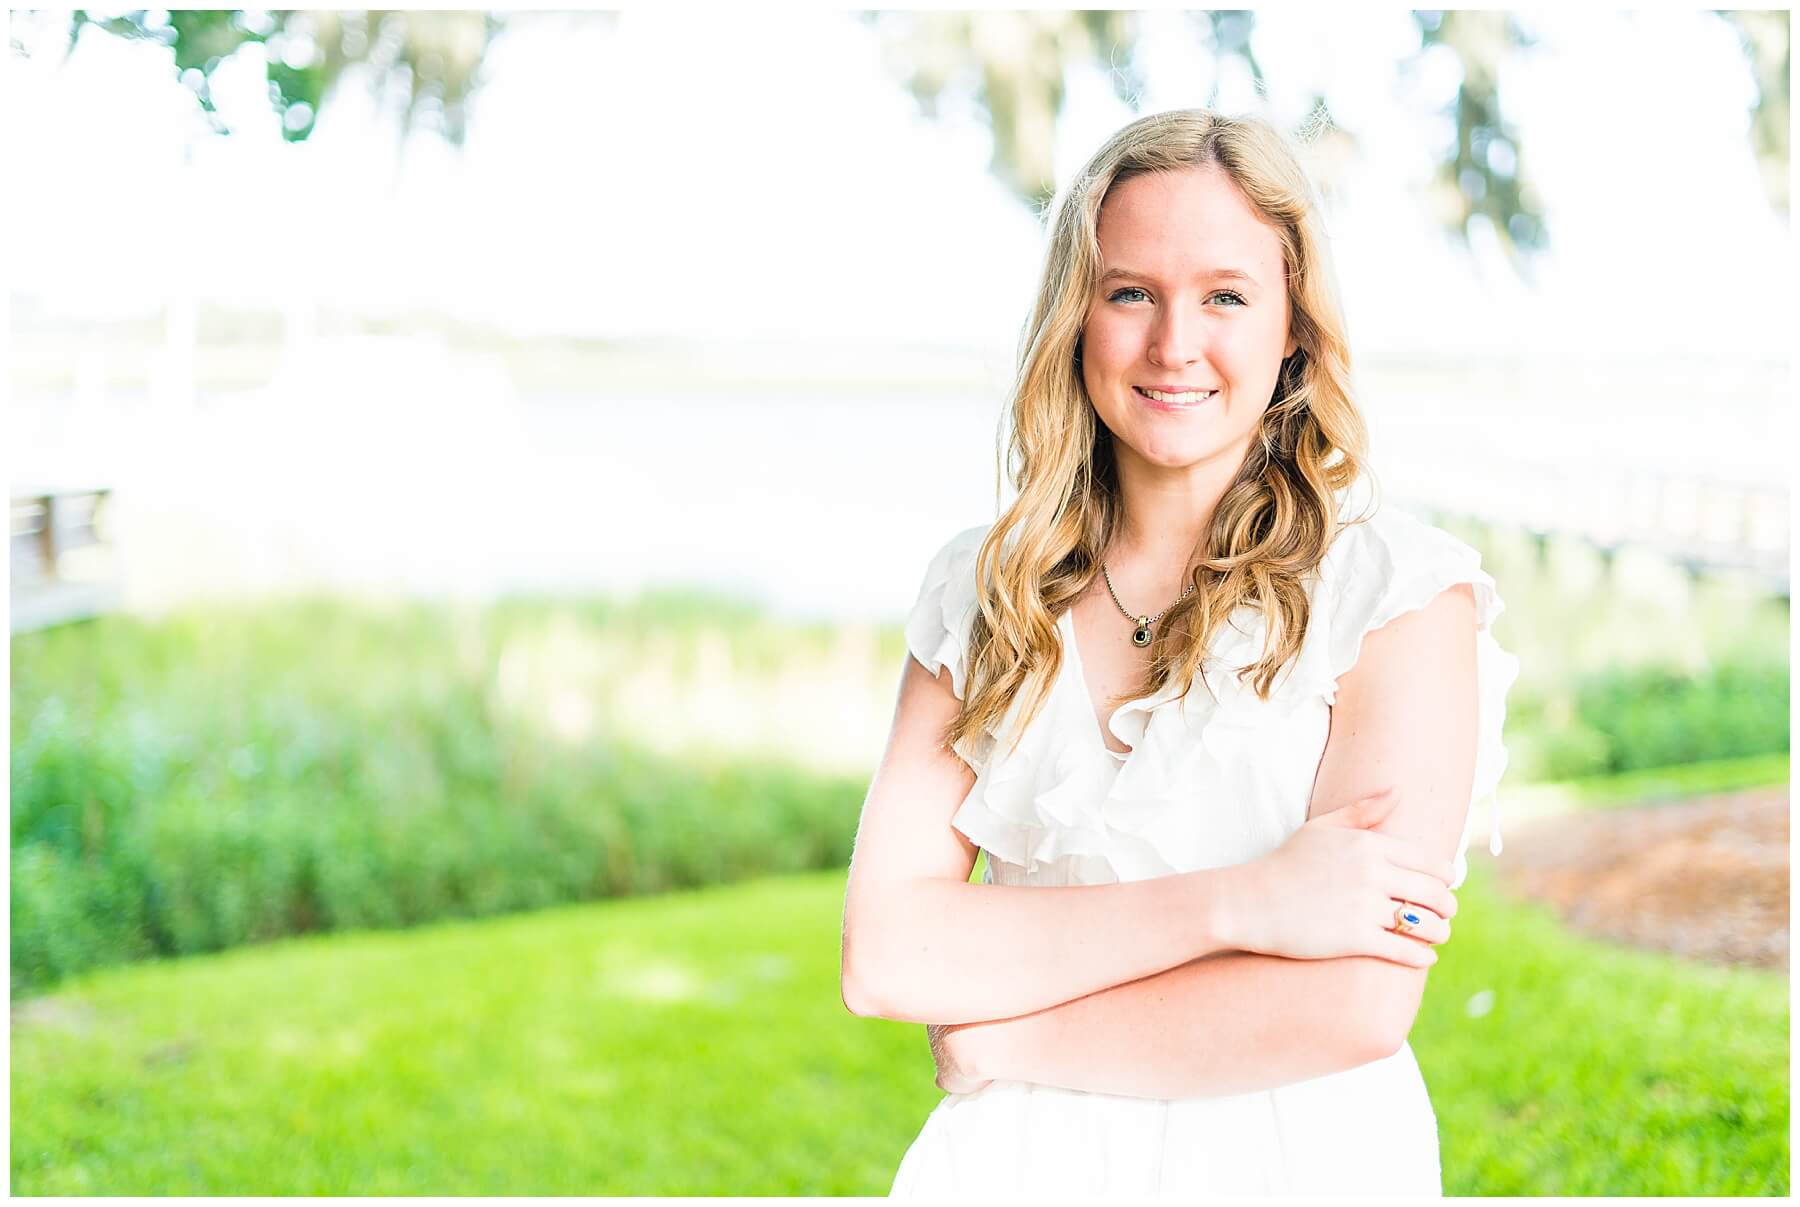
top-left (890, 483), bottom-right (1520, 1195)
top-left (903, 486), bottom-right (1520, 892)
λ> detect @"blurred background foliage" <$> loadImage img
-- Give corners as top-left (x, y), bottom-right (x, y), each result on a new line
top-left (35, 9), bottom-right (1789, 236)
top-left (11, 526), bottom-right (1788, 997)
top-left (52, 8), bottom-right (513, 142)
top-left (859, 8), bottom-right (1790, 254)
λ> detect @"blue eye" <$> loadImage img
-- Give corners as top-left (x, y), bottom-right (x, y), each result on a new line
top-left (1105, 287), bottom-right (1248, 306)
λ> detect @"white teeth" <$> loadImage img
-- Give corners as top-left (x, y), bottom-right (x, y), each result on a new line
top-left (1141, 388), bottom-right (1216, 404)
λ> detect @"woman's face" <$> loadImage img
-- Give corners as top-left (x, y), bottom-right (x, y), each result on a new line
top-left (1080, 165), bottom-right (1297, 478)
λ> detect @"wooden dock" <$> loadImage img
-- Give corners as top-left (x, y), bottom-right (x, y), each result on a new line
top-left (11, 485), bottom-right (123, 633)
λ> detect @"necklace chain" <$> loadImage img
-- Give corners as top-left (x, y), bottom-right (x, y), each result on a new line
top-left (1100, 560), bottom-right (1195, 647)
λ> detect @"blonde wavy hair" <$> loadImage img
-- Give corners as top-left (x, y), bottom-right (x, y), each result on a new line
top-left (947, 108), bottom-right (1376, 761)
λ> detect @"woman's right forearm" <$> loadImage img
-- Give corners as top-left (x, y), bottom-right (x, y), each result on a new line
top-left (843, 865), bottom-right (1248, 1024)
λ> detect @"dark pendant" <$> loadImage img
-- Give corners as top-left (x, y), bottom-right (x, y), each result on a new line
top-left (1132, 618), bottom-right (1152, 647)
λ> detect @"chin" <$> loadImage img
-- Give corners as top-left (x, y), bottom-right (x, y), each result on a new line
top-left (1129, 438), bottom-right (1226, 469)
top-left (1131, 417), bottom-right (1258, 464)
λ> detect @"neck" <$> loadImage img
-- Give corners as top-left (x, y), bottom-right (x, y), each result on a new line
top-left (1103, 442), bottom-right (1247, 598)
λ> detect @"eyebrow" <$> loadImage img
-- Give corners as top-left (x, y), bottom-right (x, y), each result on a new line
top-left (1098, 266), bottom-right (1261, 287)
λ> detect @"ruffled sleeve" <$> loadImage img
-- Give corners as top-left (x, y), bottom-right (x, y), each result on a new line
top-left (1316, 506), bottom-right (1522, 890)
top-left (903, 524), bottom-right (991, 702)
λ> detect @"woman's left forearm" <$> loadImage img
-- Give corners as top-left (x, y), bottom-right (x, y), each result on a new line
top-left (968, 949), bottom-right (1426, 1100)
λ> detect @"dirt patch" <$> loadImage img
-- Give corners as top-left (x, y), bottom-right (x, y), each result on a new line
top-left (1487, 785), bottom-right (1789, 970)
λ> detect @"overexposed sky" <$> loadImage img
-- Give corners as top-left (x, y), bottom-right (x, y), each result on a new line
top-left (8, 9), bottom-right (1789, 365)
top-left (6, 9), bottom-right (1789, 617)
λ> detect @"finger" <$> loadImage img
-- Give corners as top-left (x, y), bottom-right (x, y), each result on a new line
top-left (1380, 900), bottom-right (1451, 947)
top-left (1373, 833), bottom-right (1459, 888)
top-left (1370, 930), bottom-right (1439, 968)
top-left (1388, 868), bottom-right (1459, 920)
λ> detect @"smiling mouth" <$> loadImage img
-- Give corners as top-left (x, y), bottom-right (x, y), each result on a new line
top-left (1134, 386), bottom-right (1218, 405)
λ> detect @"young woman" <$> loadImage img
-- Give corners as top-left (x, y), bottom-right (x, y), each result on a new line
top-left (841, 109), bottom-right (1517, 1195)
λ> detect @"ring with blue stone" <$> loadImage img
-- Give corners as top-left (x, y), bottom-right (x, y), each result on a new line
top-left (1390, 905), bottom-right (1422, 936)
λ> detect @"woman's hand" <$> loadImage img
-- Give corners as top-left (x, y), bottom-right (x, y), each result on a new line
top-left (1223, 788), bottom-right (1457, 968)
top-left (927, 1021), bottom-right (996, 1095)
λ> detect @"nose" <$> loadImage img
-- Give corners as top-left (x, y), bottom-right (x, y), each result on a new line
top-left (1146, 301), bottom-right (1203, 369)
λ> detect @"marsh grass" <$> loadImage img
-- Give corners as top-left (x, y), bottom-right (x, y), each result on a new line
top-left (11, 546), bottom-right (1788, 997)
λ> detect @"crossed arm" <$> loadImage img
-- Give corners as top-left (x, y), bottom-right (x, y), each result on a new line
top-left (946, 584), bottom-right (1482, 1100)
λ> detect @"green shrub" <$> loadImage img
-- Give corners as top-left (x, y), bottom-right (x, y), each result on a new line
top-left (1572, 661), bottom-right (1789, 773)
top-left (1506, 659), bottom-right (1790, 781)
top-left (10, 596), bottom-right (868, 998)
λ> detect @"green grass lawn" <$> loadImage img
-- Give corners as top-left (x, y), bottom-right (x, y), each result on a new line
top-left (1501, 752), bottom-right (1789, 824)
top-left (13, 859), bottom-right (1787, 1195)
top-left (1422, 858), bottom-right (1787, 1195)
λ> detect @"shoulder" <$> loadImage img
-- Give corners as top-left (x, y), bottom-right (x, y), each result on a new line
top-left (1316, 483), bottom-right (1502, 639)
top-left (903, 522), bottom-right (994, 700)
top-left (1295, 482), bottom-right (1509, 712)
top-left (1321, 479), bottom-right (1484, 582)
top-left (912, 523), bottom-right (993, 617)
top-left (924, 523), bottom-right (992, 575)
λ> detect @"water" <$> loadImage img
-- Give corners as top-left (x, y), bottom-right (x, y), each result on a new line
top-left (13, 337), bottom-right (1787, 623)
